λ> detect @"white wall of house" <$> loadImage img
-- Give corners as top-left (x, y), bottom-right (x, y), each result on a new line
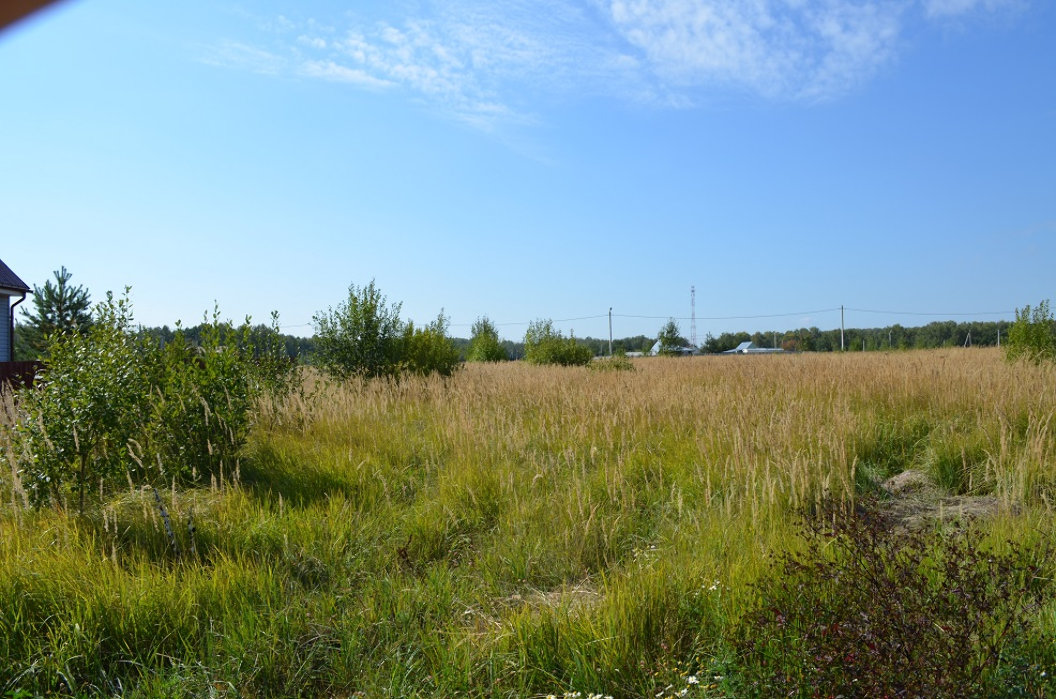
top-left (0, 295), bottom-right (10, 361)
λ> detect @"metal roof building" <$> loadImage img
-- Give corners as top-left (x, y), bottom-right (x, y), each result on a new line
top-left (722, 341), bottom-right (787, 354)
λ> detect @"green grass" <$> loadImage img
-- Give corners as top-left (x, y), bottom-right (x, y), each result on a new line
top-left (0, 350), bottom-right (1054, 696)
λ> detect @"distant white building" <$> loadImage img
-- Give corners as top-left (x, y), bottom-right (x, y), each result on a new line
top-left (647, 341), bottom-right (699, 357)
top-left (722, 341), bottom-right (786, 355)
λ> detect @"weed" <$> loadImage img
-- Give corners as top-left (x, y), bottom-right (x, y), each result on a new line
top-left (734, 501), bottom-right (1051, 698)
top-left (587, 355), bottom-right (636, 372)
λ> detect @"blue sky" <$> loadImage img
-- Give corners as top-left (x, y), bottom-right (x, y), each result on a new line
top-left (1, 0), bottom-right (1053, 342)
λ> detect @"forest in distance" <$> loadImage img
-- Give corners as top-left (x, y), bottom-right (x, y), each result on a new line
top-left (10, 267), bottom-right (1011, 363)
top-left (118, 317), bottom-right (1011, 362)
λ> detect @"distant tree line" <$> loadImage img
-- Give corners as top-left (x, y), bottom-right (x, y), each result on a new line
top-left (13, 268), bottom-right (318, 363)
top-left (137, 322), bottom-right (316, 361)
top-left (12, 266), bottom-right (1021, 365)
top-left (451, 319), bottom-right (1012, 359)
top-left (446, 319), bottom-right (1014, 359)
top-left (22, 315), bottom-right (1016, 365)
top-left (699, 320), bottom-right (1012, 353)
top-left (184, 318), bottom-right (1008, 365)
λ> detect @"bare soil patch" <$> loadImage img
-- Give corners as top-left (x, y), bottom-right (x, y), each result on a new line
top-left (878, 469), bottom-right (1003, 532)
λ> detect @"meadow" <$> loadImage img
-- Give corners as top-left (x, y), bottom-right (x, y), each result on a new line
top-left (1, 349), bottom-right (1055, 697)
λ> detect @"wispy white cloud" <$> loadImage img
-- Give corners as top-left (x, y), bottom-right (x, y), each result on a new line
top-left (326, 20), bottom-right (517, 128)
top-left (209, 0), bottom-right (1027, 129)
top-left (201, 40), bottom-right (288, 76)
top-left (922, 0), bottom-right (1021, 19)
top-left (284, 2), bottom-right (615, 129)
top-left (300, 60), bottom-right (394, 89)
top-left (602, 0), bottom-right (906, 100)
top-left (297, 35), bottom-right (328, 50)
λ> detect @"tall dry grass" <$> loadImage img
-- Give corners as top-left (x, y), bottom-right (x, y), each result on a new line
top-left (0, 349), bottom-right (1053, 697)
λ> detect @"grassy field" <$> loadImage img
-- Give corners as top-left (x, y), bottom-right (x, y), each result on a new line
top-left (1, 349), bottom-right (1055, 697)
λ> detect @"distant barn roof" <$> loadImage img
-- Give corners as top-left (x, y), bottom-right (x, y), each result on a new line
top-left (722, 340), bottom-right (787, 354)
top-left (0, 258), bottom-right (30, 293)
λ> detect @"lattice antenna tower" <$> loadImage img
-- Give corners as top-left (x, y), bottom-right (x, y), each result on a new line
top-left (690, 285), bottom-right (697, 347)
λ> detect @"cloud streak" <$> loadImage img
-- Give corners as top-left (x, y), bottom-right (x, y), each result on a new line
top-left (603, 0), bottom-right (906, 100)
top-left (210, 0), bottom-right (1027, 129)
top-left (922, 0), bottom-right (1021, 19)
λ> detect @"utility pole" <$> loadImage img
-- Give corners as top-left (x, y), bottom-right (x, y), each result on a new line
top-left (690, 286), bottom-right (697, 347)
top-left (997, 328), bottom-right (1000, 347)
top-left (608, 307), bottom-right (613, 357)
top-left (889, 329), bottom-right (892, 348)
top-left (840, 305), bottom-right (845, 351)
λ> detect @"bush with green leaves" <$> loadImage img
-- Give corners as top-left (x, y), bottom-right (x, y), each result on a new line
top-left (466, 316), bottom-right (508, 362)
top-left (734, 504), bottom-right (1050, 698)
top-left (1006, 299), bottom-right (1056, 364)
top-left (523, 319), bottom-right (594, 366)
top-left (11, 294), bottom-right (295, 511)
top-left (15, 292), bottom-right (150, 511)
top-left (656, 318), bottom-right (688, 356)
top-left (587, 352), bottom-right (635, 372)
top-left (401, 312), bottom-right (461, 377)
top-left (312, 280), bottom-right (406, 380)
top-left (313, 280), bottom-right (460, 380)
top-left (143, 309), bottom-right (296, 483)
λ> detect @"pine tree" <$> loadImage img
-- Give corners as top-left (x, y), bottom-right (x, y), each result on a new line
top-left (18, 266), bottom-right (92, 358)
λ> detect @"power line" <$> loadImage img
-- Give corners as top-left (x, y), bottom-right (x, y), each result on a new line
top-left (615, 307), bottom-right (841, 321)
top-left (450, 314), bottom-right (608, 328)
top-left (281, 306), bottom-right (1015, 334)
top-left (846, 307), bottom-right (1012, 317)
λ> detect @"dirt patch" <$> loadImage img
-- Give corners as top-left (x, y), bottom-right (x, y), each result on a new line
top-left (499, 584), bottom-right (599, 611)
top-left (462, 584), bottom-right (600, 635)
top-left (877, 469), bottom-right (1003, 532)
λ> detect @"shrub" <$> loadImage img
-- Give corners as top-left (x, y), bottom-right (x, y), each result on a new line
top-left (312, 281), bottom-right (459, 380)
top-left (401, 313), bottom-right (461, 377)
top-left (734, 504), bottom-right (1050, 698)
top-left (523, 319), bottom-right (594, 366)
top-left (312, 280), bottom-right (405, 380)
top-left (587, 353), bottom-right (635, 372)
top-left (15, 291), bottom-right (150, 511)
top-left (656, 318), bottom-right (687, 356)
top-left (12, 294), bottom-right (295, 510)
top-left (1006, 300), bottom-right (1056, 364)
top-left (144, 308), bottom-right (297, 483)
top-left (466, 316), bottom-right (508, 362)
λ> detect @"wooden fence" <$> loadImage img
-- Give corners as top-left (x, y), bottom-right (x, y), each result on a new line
top-left (0, 361), bottom-right (43, 390)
